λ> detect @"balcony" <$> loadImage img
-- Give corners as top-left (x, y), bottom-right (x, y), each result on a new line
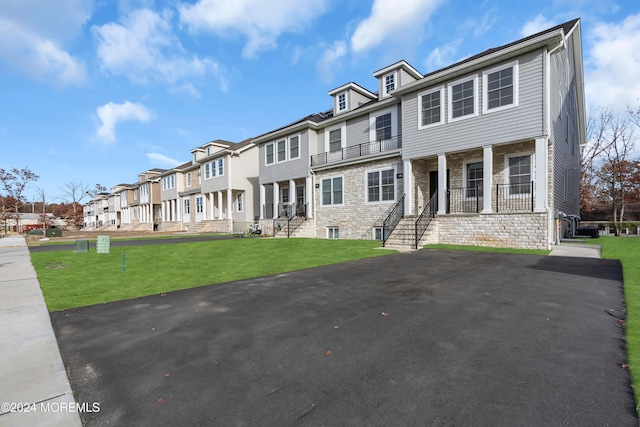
top-left (311, 136), bottom-right (401, 167)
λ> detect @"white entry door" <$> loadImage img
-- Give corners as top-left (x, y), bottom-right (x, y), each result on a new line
top-left (195, 195), bottom-right (205, 222)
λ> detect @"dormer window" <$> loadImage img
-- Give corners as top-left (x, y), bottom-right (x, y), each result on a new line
top-left (338, 92), bottom-right (347, 112)
top-left (384, 72), bottom-right (396, 96)
top-left (206, 146), bottom-right (212, 156)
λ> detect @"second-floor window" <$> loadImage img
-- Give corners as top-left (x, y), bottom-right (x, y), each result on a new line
top-left (205, 163), bottom-right (211, 179)
top-left (375, 113), bottom-right (392, 141)
top-left (266, 143), bottom-right (274, 165)
top-left (289, 136), bottom-right (299, 159)
top-left (419, 87), bottom-right (443, 128)
top-left (483, 61), bottom-right (518, 113)
top-left (162, 175), bottom-right (175, 190)
top-left (329, 129), bottom-right (341, 153)
top-left (277, 140), bottom-right (286, 162)
top-left (449, 76), bottom-right (477, 120)
top-left (218, 158), bottom-right (224, 175)
top-left (186, 172), bottom-right (192, 187)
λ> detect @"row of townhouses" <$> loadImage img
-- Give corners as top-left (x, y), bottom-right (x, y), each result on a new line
top-left (84, 19), bottom-right (585, 250)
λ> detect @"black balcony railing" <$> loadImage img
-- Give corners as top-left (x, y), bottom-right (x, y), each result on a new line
top-left (447, 185), bottom-right (482, 213)
top-left (414, 192), bottom-right (437, 249)
top-left (382, 194), bottom-right (405, 248)
top-left (311, 136), bottom-right (402, 167)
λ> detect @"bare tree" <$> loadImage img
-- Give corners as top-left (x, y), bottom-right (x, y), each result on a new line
top-left (0, 167), bottom-right (39, 233)
top-left (60, 182), bottom-right (90, 229)
top-left (581, 107), bottom-right (615, 215)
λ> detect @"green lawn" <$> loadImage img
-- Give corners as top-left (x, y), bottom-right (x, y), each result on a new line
top-left (592, 237), bottom-right (640, 410)
top-left (32, 238), bottom-right (395, 312)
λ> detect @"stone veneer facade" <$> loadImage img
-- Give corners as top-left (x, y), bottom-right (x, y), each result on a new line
top-left (314, 156), bottom-right (404, 240)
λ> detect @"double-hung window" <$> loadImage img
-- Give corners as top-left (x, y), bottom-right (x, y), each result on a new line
top-left (483, 61), bottom-right (518, 113)
top-left (218, 158), bottom-right (224, 176)
top-left (184, 198), bottom-right (190, 214)
top-left (277, 140), bottom-right (286, 162)
top-left (375, 113), bottom-right (392, 141)
top-left (204, 163), bottom-right (211, 179)
top-left (210, 161), bottom-right (217, 177)
top-left (266, 143), bottom-right (274, 165)
top-left (186, 172), bottom-right (192, 187)
top-left (466, 162), bottom-right (483, 198)
top-left (367, 169), bottom-right (395, 203)
top-left (289, 136), bottom-right (299, 159)
top-left (329, 129), bottom-right (341, 153)
top-left (418, 87), bottom-right (443, 128)
top-left (508, 155), bottom-right (531, 194)
top-left (236, 193), bottom-right (243, 212)
top-left (449, 76), bottom-right (477, 121)
top-left (322, 176), bottom-right (343, 206)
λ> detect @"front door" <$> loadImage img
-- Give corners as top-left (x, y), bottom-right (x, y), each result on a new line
top-left (195, 195), bottom-right (204, 222)
top-left (429, 170), bottom-right (450, 212)
top-left (296, 185), bottom-right (305, 216)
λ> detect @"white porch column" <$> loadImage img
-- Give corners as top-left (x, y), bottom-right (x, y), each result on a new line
top-left (403, 159), bottom-right (412, 215)
top-left (177, 198), bottom-right (181, 222)
top-left (260, 184), bottom-right (266, 220)
top-left (273, 182), bottom-right (280, 217)
top-left (289, 179), bottom-right (295, 206)
top-left (482, 145), bottom-right (493, 213)
top-left (535, 137), bottom-right (548, 212)
top-left (217, 191), bottom-right (224, 219)
top-left (305, 177), bottom-right (313, 219)
top-left (227, 188), bottom-right (232, 219)
top-left (437, 153), bottom-right (447, 215)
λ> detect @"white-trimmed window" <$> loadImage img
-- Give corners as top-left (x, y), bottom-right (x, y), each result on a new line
top-left (483, 61), bottom-right (518, 113)
top-left (321, 176), bottom-right (343, 206)
top-left (204, 163), bottom-right (211, 179)
top-left (464, 161), bottom-right (483, 198)
top-left (366, 168), bottom-right (396, 203)
top-left (418, 86), bottom-right (444, 129)
top-left (184, 198), bottom-right (190, 214)
top-left (328, 129), bottom-right (342, 153)
top-left (289, 135), bottom-right (300, 160)
top-left (448, 75), bottom-right (478, 121)
top-left (508, 154), bottom-right (532, 195)
top-left (218, 158), bottom-right (224, 176)
top-left (206, 146), bottom-right (212, 156)
top-left (383, 71), bottom-right (396, 97)
top-left (266, 143), bottom-right (274, 165)
top-left (277, 139), bottom-right (286, 162)
top-left (369, 108), bottom-right (397, 143)
top-left (186, 172), bottom-right (192, 187)
top-left (192, 153), bottom-right (197, 163)
top-left (328, 226), bottom-right (339, 239)
top-left (236, 193), bottom-right (243, 212)
top-left (162, 175), bottom-right (175, 190)
top-left (338, 92), bottom-right (347, 112)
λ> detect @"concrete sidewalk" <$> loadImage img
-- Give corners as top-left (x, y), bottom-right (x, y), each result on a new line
top-left (549, 241), bottom-right (602, 258)
top-left (0, 236), bottom-right (82, 427)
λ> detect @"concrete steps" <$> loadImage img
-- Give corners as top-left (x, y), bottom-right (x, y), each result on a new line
top-left (384, 215), bottom-right (434, 250)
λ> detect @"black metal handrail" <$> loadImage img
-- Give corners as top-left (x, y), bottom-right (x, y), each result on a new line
top-left (414, 192), bottom-right (437, 249)
top-left (285, 202), bottom-right (308, 237)
top-left (447, 185), bottom-right (482, 213)
top-left (382, 194), bottom-right (405, 247)
top-left (311, 135), bottom-right (402, 167)
top-left (495, 182), bottom-right (534, 212)
top-left (273, 203), bottom-right (294, 236)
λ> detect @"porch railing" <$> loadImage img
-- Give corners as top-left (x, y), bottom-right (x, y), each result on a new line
top-left (311, 135), bottom-right (402, 167)
top-left (495, 182), bottom-right (534, 213)
top-left (447, 185), bottom-right (482, 213)
top-left (415, 192), bottom-right (437, 249)
top-left (382, 194), bottom-right (405, 248)
top-left (273, 203), bottom-right (294, 236)
top-left (284, 202), bottom-right (308, 237)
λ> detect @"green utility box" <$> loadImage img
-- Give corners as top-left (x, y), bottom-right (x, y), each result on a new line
top-left (75, 239), bottom-right (89, 253)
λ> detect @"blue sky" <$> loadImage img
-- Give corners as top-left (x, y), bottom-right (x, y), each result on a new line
top-left (1, 0), bottom-right (639, 203)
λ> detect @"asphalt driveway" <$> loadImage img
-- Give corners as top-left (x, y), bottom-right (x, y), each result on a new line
top-left (51, 250), bottom-right (637, 426)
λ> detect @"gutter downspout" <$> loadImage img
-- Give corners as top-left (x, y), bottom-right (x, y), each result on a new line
top-left (309, 168), bottom-right (317, 238)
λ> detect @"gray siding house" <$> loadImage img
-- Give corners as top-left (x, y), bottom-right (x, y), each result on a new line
top-left (390, 18), bottom-right (584, 249)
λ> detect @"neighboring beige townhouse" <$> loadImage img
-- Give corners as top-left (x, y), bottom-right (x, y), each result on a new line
top-left (83, 19), bottom-right (584, 250)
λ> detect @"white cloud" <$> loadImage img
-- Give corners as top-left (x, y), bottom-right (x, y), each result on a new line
top-left (94, 8), bottom-right (226, 92)
top-left (424, 39), bottom-right (462, 73)
top-left (179, 0), bottom-right (330, 58)
top-left (146, 152), bottom-right (183, 167)
top-left (585, 14), bottom-right (640, 112)
top-left (95, 101), bottom-right (156, 143)
top-left (520, 14), bottom-right (556, 37)
top-left (0, 0), bottom-right (89, 86)
top-left (351, 0), bottom-right (442, 53)
top-left (316, 41), bottom-right (347, 84)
